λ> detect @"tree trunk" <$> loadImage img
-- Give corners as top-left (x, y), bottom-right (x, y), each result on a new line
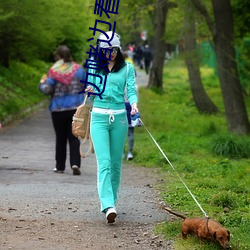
top-left (184, 4), bottom-right (218, 114)
top-left (212, 0), bottom-right (250, 134)
top-left (148, 0), bottom-right (168, 89)
top-left (190, 0), bottom-right (250, 134)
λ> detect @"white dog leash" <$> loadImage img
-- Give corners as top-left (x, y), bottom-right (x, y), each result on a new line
top-left (139, 118), bottom-right (209, 218)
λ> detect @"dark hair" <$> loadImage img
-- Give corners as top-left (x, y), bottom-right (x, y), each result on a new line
top-left (54, 45), bottom-right (73, 63)
top-left (96, 48), bottom-right (126, 75)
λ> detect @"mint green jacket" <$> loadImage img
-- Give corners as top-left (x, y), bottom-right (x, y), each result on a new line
top-left (89, 62), bottom-right (138, 110)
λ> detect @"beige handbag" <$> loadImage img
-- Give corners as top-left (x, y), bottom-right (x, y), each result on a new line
top-left (72, 95), bottom-right (93, 158)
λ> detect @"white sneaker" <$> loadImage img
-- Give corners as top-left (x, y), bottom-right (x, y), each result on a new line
top-left (53, 168), bottom-right (64, 173)
top-left (127, 152), bottom-right (133, 160)
top-left (105, 207), bottom-right (117, 223)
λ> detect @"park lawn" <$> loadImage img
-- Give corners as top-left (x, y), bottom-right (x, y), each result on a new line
top-left (129, 58), bottom-right (250, 250)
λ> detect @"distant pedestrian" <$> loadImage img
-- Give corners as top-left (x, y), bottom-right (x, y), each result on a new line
top-left (134, 45), bottom-right (144, 69)
top-left (39, 45), bottom-right (86, 175)
top-left (123, 52), bottom-right (138, 161)
top-left (143, 44), bottom-right (152, 74)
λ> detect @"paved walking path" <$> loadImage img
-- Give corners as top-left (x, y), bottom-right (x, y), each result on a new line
top-left (0, 105), bottom-right (163, 223)
top-left (0, 70), bottom-right (173, 249)
top-left (135, 68), bottom-right (149, 87)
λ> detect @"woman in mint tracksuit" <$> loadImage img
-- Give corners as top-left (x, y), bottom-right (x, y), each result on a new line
top-left (85, 32), bottom-right (138, 223)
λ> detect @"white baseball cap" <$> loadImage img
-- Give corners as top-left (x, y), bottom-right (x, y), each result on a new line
top-left (99, 31), bottom-right (121, 49)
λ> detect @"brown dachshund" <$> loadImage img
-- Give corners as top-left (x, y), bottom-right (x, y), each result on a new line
top-left (162, 207), bottom-right (231, 249)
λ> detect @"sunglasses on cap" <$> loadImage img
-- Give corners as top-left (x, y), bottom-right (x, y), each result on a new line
top-left (105, 47), bottom-right (119, 55)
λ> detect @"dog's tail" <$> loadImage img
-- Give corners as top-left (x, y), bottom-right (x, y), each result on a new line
top-left (162, 206), bottom-right (187, 220)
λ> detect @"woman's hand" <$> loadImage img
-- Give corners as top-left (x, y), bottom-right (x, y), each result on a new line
top-left (131, 103), bottom-right (138, 116)
top-left (40, 74), bottom-right (47, 84)
top-left (85, 86), bottom-right (95, 95)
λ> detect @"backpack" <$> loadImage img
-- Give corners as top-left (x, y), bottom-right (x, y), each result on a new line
top-left (72, 95), bottom-right (93, 158)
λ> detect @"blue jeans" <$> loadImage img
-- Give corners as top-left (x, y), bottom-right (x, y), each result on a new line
top-left (90, 111), bottom-right (128, 212)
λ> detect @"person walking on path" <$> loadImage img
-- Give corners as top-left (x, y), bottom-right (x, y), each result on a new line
top-left (39, 45), bottom-right (86, 176)
top-left (143, 44), bottom-right (152, 75)
top-left (85, 32), bottom-right (139, 223)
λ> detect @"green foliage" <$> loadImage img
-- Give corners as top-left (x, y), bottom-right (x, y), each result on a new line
top-left (165, 0), bottom-right (212, 45)
top-left (210, 191), bottom-right (238, 209)
top-left (165, 3), bottom-right (184, 44)
top-left (129, 58), bottom-right (250, 249)
top-left (0, 0), bottom-right (93, 66)
top-left (210, 135), bottom-right (250, 159)
top-left (232, 0), bottom-right (250, 39)
top-left (113, 0), bottom-right (155, 46)
top-left (0, 60), bottom-right (49, 122)
top-left (236, 37), bottom-right (250, 95)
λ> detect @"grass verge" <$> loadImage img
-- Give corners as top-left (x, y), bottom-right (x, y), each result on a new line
top-left (129, 58), bottom-right (250, 250)
top-left (0, 60), bottom-right (50, 125)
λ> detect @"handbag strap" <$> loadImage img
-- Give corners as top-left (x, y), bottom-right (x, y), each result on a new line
top-left (79, 137), bottom-right (93, 158)
top-left (79, 110), bottom-right (93, 158)
top-left (76, 94), bottom-right (93, 158)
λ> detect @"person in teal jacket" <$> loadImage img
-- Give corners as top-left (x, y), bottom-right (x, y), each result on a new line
top-left (85, 32), bottom-right (138, 223)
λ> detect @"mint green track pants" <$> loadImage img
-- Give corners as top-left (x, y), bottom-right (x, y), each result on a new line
top-left (90, 111), bottom-right (128, 212)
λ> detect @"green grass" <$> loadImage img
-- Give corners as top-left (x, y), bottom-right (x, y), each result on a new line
top-left (129, 58), bottom-right (250, 250)
top-left (0, 60), bottom-right (50, 123)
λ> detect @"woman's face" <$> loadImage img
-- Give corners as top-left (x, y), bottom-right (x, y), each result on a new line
top-left (105, 47), bottom-right (119, 61)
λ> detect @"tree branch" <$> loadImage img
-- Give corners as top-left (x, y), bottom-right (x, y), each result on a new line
top-left (190, 0), bottom-right (216, 37)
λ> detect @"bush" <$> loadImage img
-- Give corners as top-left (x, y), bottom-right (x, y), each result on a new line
top-left (210, 135), bottom-right (250, 159)
top-left (134, 58), bottom-right (250, 249)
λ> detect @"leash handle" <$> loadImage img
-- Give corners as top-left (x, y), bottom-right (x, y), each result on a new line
top-left (139, 118), bottom-right (209, 218)
top-left (83, 94), bottom-right (88, 105)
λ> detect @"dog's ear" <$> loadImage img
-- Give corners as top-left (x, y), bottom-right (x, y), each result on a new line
top-left (213, 231), bottom-right (217, 240)
top-left (227, 230), bottom-right (230, 240)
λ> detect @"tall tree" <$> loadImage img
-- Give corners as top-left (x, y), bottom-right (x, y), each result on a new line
top-left (148, 0), bottom-right (177, 89)
top-left (191, 0), bottom-right (250, 134)
top-left (184, 1), bottom-right (218, 114)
